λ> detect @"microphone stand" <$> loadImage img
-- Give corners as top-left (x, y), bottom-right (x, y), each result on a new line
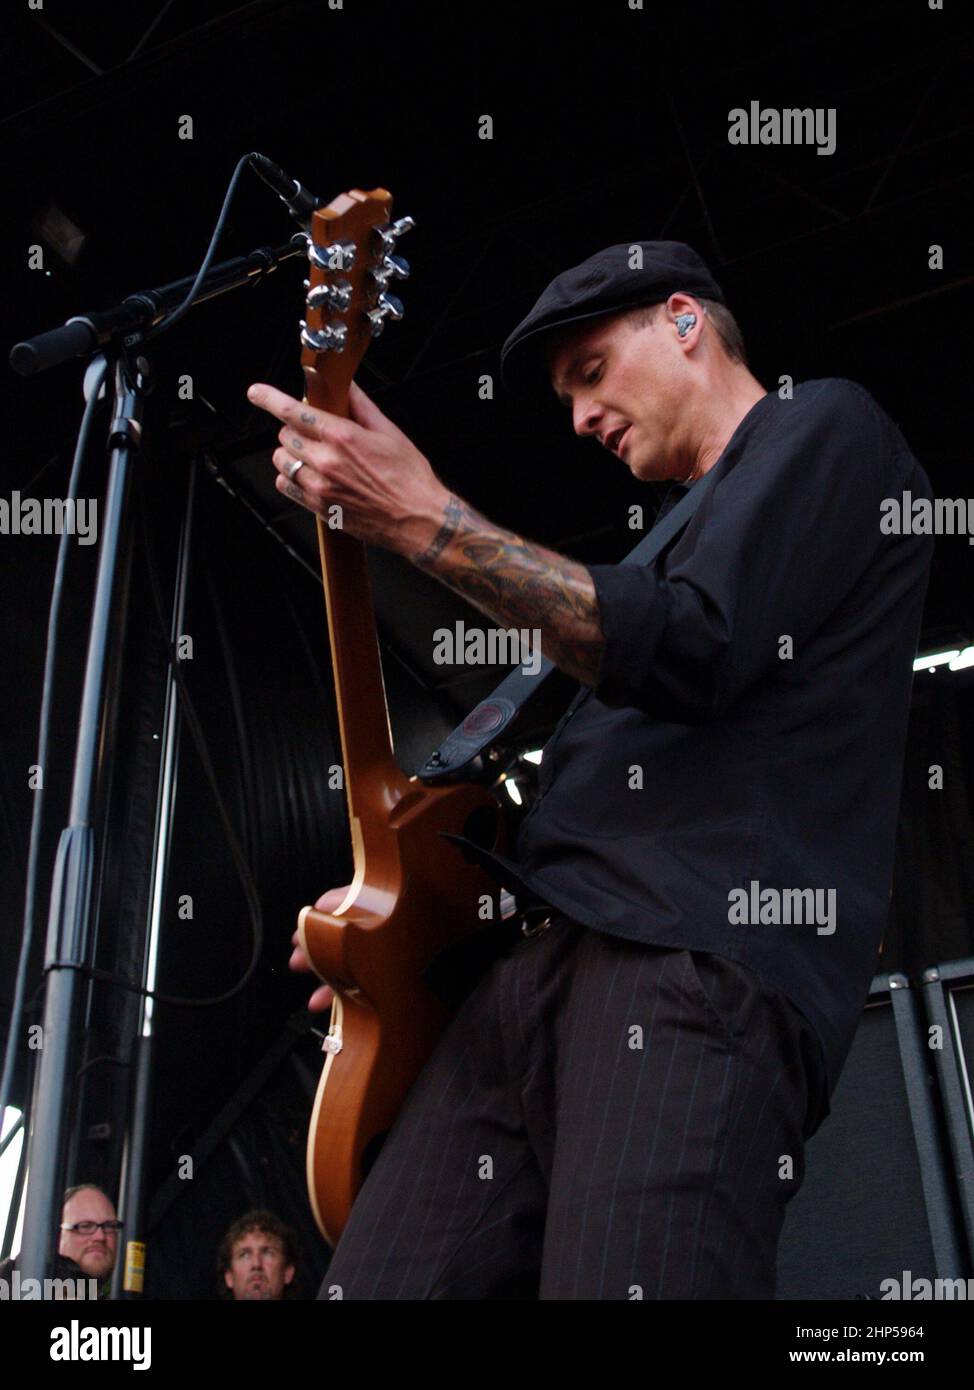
top-left (10, 235), bottom-right (304, 1288)
top-left (10, 237), bottom-right (305, 378)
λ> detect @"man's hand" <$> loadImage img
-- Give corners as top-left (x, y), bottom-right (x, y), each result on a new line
top-left (247, 379), bottom-right (449, 556)
top-left (289, 885), bottom-right (351, 1013)
top-left (247, 378), bottom-right (606, 686)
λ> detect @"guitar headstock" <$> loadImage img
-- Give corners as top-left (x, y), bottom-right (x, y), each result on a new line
top-left (298, 188), bottom-right (413, 416)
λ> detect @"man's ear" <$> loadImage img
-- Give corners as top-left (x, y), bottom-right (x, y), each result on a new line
top-left (661, 292), bottom-right (682, 319)
top-left (223, 1269), bottom-right (234, 1291)
top-left (284, 1264), bottom-right (295, 1286)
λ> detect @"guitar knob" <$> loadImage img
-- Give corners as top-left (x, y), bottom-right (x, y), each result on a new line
top-left (307, 278), bottom-right (353, 312)
top-left (371, 253), bottom-right (410, 290)
top-left (376, 216), bottom-right (415, 253)
top-left (308, 239), bottom-right (356, 272)
top-left (300, 320), bottom-right (348, 352)
top-left (366, 292), bottom-right (404, 337)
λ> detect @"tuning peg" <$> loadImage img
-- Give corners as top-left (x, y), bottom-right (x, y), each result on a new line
top-left (376, 216), bottom-right (415, 253)
top-left (308, 239), bottom-right (356, 272)
top-left (307, 278), bottom-right (353, 312)
top-left (371, 254), bottom-right (410, 291)
top-left (300, 320), bottom-right (348, 352)
top-left (366, 292), bottom-right (404, 337)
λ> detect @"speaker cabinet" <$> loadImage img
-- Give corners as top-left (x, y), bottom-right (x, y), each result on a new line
top-left (777, 971), bottom-right (972, 1299)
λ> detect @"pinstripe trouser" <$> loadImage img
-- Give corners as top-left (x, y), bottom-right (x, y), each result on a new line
top-left (319, 913), bottom-right (828, 1300)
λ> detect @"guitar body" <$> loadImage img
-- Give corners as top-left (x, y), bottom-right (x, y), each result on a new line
top-left (299, 776), bottom-right (502, 1246)
top-left (290, 186), bottom-right (505, 1245)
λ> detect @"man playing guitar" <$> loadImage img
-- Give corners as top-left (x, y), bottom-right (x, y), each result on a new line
top-left (247, 238), bottom-right (932, 1299)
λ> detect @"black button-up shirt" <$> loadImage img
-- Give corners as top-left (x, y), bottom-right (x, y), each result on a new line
top-left (474, 379), bottom-right (933, 1101)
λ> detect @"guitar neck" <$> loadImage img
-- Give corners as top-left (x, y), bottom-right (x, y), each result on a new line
top-left (314, 516), bottom-right (404, 817)
top-left (299, 187), bottom-right (414, 825)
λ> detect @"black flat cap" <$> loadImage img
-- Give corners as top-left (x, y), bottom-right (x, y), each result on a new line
top-left (500, 240), bottom-right (725, 401)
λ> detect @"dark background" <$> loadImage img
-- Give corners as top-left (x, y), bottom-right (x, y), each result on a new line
top-left (1, 0), bottom-right (973, 1297)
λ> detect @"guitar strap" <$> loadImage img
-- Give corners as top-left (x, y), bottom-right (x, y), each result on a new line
top-left (416, 468), bottom-right (718, 783)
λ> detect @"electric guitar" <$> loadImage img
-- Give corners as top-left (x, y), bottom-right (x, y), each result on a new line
top-left (292, 188), bottom-right (504, 1245)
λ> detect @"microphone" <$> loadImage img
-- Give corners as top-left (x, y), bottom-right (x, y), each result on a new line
top-left (248, 153), bottom-right (320, 229)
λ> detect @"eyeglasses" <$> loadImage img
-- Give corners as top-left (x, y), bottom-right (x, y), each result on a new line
top-left (60, 1220), bottom-right (123, 1235)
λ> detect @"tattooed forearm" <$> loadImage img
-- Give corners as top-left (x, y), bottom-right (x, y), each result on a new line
top-left (417, 494), bottom-right (464, 568)
top-left (412, 493), bottom-right (606, 685)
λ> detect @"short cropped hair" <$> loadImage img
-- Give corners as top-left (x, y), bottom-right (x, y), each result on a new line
top-left (627, 297), bottom-right (747, 365)
top-left (63, 1184), bottom-right (112, 1206)
top-left (217, 1209), bottom-right (300, 1277)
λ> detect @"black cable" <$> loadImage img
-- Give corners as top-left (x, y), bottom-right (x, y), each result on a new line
top-left (45, 490), bottom-right (268, 1011)
top-left (74, 1054), bottom-right (130, 1079)
top-left (132, 486), bottom-right (266, 1007)
top-left (142, 153), bottom-right (255, 343)
top-left (0, 1109), bottom-right (24, 1162)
